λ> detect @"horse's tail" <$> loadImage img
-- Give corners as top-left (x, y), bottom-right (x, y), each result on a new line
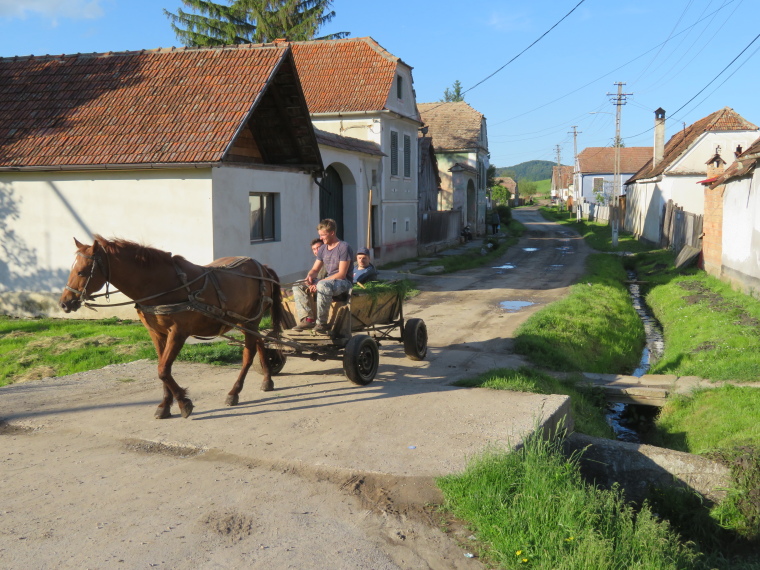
top-left (265, 266), bottom-right (284, 335)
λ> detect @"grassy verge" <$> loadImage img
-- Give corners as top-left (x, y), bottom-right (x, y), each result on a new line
top-left (454, 367), bottom-right (613, 438)
top-left (0, 315), bottom-right (267, 386)
top-left (633, 251), bottom-right (760, 381)
top-left (435, 433), bottom-right (747, 569)
top-left (419, 219), bottom-right (524, 274)
top-left (514, 253), bottom-right (644, 373)
top-left (539, 206), bottom-right (656, 253)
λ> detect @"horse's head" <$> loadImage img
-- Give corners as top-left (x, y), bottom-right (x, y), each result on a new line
top-left (59, 237), bottom-right (109, 313)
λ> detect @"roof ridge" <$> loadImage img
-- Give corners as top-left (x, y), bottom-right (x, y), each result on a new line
top-left (1, 43), bottom-right (286, 63)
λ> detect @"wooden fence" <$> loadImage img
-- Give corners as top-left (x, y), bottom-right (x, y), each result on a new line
top-left (660, 200), bottom-right (703, 251)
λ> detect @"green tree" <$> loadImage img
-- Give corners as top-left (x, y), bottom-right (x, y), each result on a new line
top-left (440, 79), bottom-right (464, 102)
top-left (486, 164), bottom-right (497, 189)
top-left (490, 184), bottom-right (511, 205)
top-left (164, 0), bottom-right (348, 47)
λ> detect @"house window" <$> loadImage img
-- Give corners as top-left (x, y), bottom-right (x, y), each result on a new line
top-left (249, 192), bottom-right (276, 242)
top-left (403, 134), bottom-right (411, 178)
top-left (396, 74), bottom-right (403, 99)
top-left (405, 218), bottom-right (410, 232)
top-left (390, 130), bottom-right (399, 176)
top-left (392, 219), bottom-right (397, 234)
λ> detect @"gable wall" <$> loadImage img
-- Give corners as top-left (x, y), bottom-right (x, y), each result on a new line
top-left (720, 172), bottom-right (760, 296)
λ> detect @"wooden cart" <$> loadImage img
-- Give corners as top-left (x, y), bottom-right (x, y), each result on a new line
top-left (253, 287), bottom-right (427, 385)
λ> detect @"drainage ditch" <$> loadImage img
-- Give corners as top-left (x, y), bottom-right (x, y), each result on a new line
top-left (605, 271), bottom-right (666, 442)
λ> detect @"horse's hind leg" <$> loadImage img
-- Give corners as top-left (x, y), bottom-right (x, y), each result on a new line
top-left (147, 330), bottom-right (174, 419)
top-left (226, 333), bottom-right (268, 406)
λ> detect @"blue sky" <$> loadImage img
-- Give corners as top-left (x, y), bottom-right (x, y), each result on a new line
top-left (2, 0), bottom-right (759, 168)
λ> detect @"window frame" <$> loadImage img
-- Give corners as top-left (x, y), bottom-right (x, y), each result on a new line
top-left (390, 130), bottom-right (399, 176)
top-left (249, 192), bottom-right (277, 243)
top-left (403, 134), bottom-right (411, 178)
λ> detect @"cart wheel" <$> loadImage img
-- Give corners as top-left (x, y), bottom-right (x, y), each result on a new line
top-left (343, 335), bottom-right (379, 385)
top-left (403, 318), bottom-right (427, 361)
top-left (252, 348), bottom-right (287, 376)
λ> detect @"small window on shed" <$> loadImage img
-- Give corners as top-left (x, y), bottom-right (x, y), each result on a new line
top-left (396, 74), bottom-right (403, 99)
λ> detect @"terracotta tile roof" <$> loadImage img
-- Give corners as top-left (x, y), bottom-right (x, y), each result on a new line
top-left (495, 176), bottom-right (516, 191)
top-left (552, 165), bottom-right (574, 188)
top-left (577, 146), bottom-right (652, 174)
top-left (628, 107), bottom-right (758, 183)
top-left (288, 37), bottom-right (400, 114)
top-left (418, 102), bottom-right (486, 151)
top-left (711, 135), bottom-right (760, 187)
top-left (315, 128), bottom-right (384, 156)
top-left (0, 45), bottom-right (307, 169)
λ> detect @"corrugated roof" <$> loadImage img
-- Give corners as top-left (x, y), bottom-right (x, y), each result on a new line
top-left (710, 134), bottom-right (760, 187)
top-left (289, 37), bottom-right (400, 114)
top-left (0, 45), bottom-right (318, 169)
top-left (577, 146), bottom-right (652, 174)
top-left (628, 107), bottom-right (758, 183)
top-left (418, 102), bottom-right (485, 151)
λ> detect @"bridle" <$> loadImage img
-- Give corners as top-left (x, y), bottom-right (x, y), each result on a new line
top-left (65, 249), bottom-right (112, 305)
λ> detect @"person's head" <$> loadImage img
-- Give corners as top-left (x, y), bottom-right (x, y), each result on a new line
top-left (310, 237), bottom-right (322, 257)
top-left (317, 219), bottom-right (338, 245)
top-left (356, 247), bottom-right (371, 269)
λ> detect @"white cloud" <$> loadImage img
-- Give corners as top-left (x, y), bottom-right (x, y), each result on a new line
top-left (487, 11), bottom-right (532, 33)
top-left (0, 0), bottom-right (104, 20)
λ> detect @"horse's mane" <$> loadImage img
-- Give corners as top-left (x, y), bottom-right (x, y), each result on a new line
top-left (94, 234), bottom-right (185, 267)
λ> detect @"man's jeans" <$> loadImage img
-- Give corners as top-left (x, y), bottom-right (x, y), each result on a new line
top-left (293, 279), bottom-right (352, 324)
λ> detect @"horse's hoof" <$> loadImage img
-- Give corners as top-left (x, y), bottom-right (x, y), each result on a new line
top-left (261, 380), bottom-right (274, 392)
top-left (180, 400), bottom-right (194, 418)
top-left (225, 394), bottom-right (239, 406)
top-left (155, 406), bottom-right (171, 419)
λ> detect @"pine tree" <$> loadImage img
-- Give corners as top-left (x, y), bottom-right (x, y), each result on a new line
top-left (164, 0), bottom-right (348, 47)
top-left (440, 80), bottom-right (465, 102)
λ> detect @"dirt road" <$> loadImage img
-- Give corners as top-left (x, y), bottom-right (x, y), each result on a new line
top-left (0, 208), bottom-right (589, 569)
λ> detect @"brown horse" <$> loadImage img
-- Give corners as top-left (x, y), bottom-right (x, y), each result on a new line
top-left (59, 235), bottom-right (283, 419)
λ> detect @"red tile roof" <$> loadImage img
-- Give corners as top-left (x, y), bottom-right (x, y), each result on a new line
top-left (552, 165), bottom-right (574, 188)
top-left (628, 107), bottom-right (758, 183)
top-left (289, 37), bottom-right (400, 114)
top-left (418, 102), bottom-right (485, 151)
top-left (0, 45), bottom-right (294, 168)
top-left (577, 146), bottom-right (652, 174)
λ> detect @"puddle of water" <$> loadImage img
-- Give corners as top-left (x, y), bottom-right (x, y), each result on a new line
top-left (556, 246), bottom-right (574, 252)
top-left (522, 247), bottom-right (539, 252)
top-left (493, 264), bottom-right (516, 270)
top-left (606, 403), bottom-right (641, 443)
top-left (499, 300), bottom-right (534, 312)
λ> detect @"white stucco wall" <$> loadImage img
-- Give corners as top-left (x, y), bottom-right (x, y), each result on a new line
top-left (667, 131), bottom-right (759, 174)
top-left (721, 172), bottom-right (760, 295)
top-left (624, 180), bottom-right (664, 244)
top-left (0, 169), bottom-right (214, 293)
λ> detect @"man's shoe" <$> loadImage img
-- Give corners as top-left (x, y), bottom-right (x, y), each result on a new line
top-left (292, 318), bottom-right (315, 331)
top-left (314, 323), bottom-right (331, 334)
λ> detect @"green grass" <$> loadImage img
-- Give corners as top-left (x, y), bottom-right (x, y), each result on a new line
top-left (539, 206), bottom-right (657, 253)
top-left (0, 315), bottom-right (277, 386)
top-left (454, 367), bottom-right (613, 438)
top-left (634, 251), bottom-right (760, 381)
top-left (514, 253), bottom-right (644, 373)
top-left (437, 433), bottom-right (721, 569)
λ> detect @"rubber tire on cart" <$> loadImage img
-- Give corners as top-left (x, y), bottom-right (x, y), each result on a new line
top-left (343, 334), bottom-right (379, 385)
top-left (403, 318), bottom-right (428, 361)
top-left (251, 348), bottom-right (287, 376)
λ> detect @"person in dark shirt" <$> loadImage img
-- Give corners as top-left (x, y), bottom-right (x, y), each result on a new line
top-left (352, 247), bottom-right (378, 285)
top-left (292, 219), bottom-right (353, 333)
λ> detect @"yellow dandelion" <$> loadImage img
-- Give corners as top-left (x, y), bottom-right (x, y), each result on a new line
top-left (516, 550), bottom-right (522, 556)
top-left (522, 558), bottom-right (529, 563)
top-left (565, 536), bottom-right (575, 542)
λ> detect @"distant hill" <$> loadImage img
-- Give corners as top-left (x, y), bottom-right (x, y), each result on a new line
top-left (495, 160), bottom-right (566, 182)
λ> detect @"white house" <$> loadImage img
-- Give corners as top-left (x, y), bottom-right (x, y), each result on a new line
top-left (417, 101), bottom-right (490, 235)
top-left (288, 37), bottom-right (422, 262)
top-left (0, 44), bottom-right (382, 317)
top-left (575, 146), bottom-right (651, 205)
top-left (624, 107), bottom-right (758, 244)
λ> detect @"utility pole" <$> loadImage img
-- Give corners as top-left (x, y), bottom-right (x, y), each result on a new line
top-left (607, 82), bottom-right (632, 247)
top-left (554, 145), bottom-right (562, 211)
top-left (569, 126), bottom-right (581, 221)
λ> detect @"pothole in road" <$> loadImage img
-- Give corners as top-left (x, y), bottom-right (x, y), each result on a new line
top-left (0, 420), bottom-right (39, 435)
top-left (556, 246), bottom-right (574, 252)
top-left (122, 438), bottom-right (206, 458)
top-left (499, 301), bottom-right (535, 312)
top-left (522, 247), bottom-right (539, 252)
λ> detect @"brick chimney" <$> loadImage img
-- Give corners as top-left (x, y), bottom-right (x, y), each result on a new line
top-left (653, 108), bottom-right (666, 167)
top-left (705, 145), bottom-right (726, 179)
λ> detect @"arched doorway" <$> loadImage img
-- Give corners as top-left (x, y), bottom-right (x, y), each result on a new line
top-left (466, 179), bottom-right (477, 227)
top-left (320, 165), bottom-right (345, 239)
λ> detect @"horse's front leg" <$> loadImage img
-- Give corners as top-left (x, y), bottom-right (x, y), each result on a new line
top-left (226, 333), bottom-right (270, 406)
top-left (155, 330), bottom-right (193, 418)
top-left (147, 330), bottom-right (174, 419)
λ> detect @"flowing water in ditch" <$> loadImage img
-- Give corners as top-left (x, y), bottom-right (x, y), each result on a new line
top-left (605, 270), bottom-right (666, 442)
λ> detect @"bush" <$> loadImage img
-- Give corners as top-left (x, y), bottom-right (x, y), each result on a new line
top-left (495, 204), bottom-right (512, 223)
